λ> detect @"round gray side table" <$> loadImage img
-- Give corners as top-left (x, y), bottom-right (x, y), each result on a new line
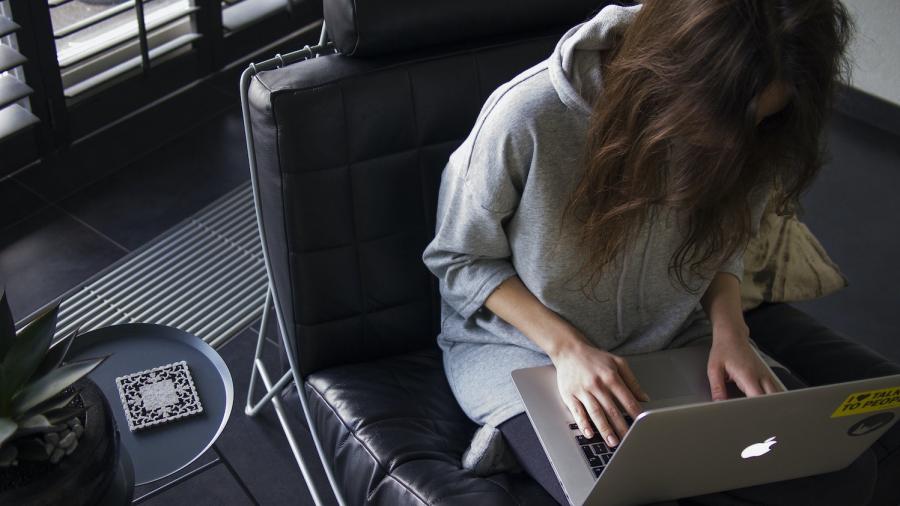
top-left (68, 324), bottom-right (234, 487)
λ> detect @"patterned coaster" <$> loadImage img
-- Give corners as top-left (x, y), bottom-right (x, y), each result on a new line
top-left (115, 361), bottom-right (204, 432)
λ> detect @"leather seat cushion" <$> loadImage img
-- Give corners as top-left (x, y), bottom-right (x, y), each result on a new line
top-left (303, 347), bottom-right (556, 505)
top-left (297, 303), bottom-right (900, 505)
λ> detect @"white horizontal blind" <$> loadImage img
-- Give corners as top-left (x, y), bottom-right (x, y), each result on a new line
top-left (49, 0), bottom-right (202, 98)
top-left (0, 0), bottom-right (38, 140)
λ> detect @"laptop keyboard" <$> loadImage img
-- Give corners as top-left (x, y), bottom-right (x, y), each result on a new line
top-left (570, 416), bottom-right (633, 478)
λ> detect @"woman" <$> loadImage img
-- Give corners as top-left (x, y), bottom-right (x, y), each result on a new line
top-left (423, 1), bottom-right (895, 504)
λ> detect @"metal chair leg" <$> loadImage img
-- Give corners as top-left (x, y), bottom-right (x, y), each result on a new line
top-left (245, 289), bottom-right (293, 416)
top-left (244, 287), bottom-right (327, 506)
top-left (241, 28), bottom-right (348, 503)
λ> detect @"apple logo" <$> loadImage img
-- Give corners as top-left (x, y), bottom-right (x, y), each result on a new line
top-left (741, 436), bottom-right (777, 459)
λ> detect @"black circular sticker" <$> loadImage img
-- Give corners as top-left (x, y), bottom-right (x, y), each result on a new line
top-left (847, 412), bottom-right (895, 437)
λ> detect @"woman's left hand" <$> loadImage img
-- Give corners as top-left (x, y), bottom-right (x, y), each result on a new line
top-left (707, 324), bottom-right (783, 400)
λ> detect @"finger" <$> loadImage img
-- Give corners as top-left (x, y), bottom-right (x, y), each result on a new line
top-left (708, 364), bottom-right (728, 401)
top-left (565, 397), bottom-right (595, 439)
top-left (734, 372), bottom-right (764, 397)
top-left (593, 389), bottom-right (629, 444)
top-left (761, 375), bottom-right (781, 395)
top-left (578, 393), bottom-right (616, 447)
top-left (608, 379), bottom-right (644, 420)
top-left (614, 358), bottom-right (650, 402)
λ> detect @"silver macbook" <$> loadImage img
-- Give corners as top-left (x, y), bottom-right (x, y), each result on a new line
top-left (511, 345), bottom-right (900, 505)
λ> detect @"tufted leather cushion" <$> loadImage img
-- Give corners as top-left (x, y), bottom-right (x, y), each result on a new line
top-left (248, 31), bottom-right (563, 376)
top-left (323, 0), bottom-right (623, 57)
top-left (299, 348), bottom-right (555, 505)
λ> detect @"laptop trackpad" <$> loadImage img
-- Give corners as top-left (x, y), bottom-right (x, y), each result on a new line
top-left (627, 352), bottom-right (712, 406)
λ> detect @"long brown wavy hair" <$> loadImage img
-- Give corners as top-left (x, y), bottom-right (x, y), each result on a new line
top-left (562, 0), bottom-right (853, 295)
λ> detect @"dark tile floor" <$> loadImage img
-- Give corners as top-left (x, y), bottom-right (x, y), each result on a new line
top-left (0, 105), bottom-right (249, 319)
top-left (0, 101), bottom-right (898, 505)
top-left (58, 109), bottom-right (250, 251)
top-left (0, 205), bottom-right (126, 317)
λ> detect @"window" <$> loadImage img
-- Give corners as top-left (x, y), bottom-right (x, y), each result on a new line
top-left (0, 0), bottom-right (38, 140)
top-left (49, 0), bottom-right (200, 98)
top-left (0, 0), bottom-right (321, 176)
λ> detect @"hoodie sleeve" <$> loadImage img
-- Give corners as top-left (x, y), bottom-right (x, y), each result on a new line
top-left (422, 92), bottom-right (533, 319)
top-left (718, 184), bottom-right (772, 282)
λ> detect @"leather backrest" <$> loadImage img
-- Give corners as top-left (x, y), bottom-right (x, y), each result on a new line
top-left (248, 32), bottom-right (561, 375)
top-left (324, 0), bottom-right (618, 57)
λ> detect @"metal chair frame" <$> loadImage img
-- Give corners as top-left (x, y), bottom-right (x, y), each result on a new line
top-left (239, 22), bottom-right (347, 506)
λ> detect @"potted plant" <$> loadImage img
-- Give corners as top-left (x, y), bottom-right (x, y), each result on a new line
top-left (0, 290), bottom-right (118, 506)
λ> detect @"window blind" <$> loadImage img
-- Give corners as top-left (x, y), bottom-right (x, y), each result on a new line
top-left (50, 0), bottom-right (201, 98)
top-left (0, 0), bottom-right (38, 140)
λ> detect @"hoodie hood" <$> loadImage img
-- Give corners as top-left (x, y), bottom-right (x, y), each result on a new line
top-left (549, 3), bottom-right (642, 116)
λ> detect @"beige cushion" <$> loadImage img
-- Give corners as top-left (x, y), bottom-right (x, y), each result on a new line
top-left (741, 196), bottom-right (848, 311)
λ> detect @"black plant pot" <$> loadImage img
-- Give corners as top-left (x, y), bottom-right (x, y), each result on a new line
top-left (0, 378), bottom-right (120, 506)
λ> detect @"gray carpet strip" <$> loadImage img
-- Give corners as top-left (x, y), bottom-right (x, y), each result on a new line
top-left (55, 183), bottom-right (267, 348)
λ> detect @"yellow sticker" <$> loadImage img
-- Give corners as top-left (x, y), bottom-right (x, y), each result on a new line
top-left (831, 386), bottom-right (900, 418)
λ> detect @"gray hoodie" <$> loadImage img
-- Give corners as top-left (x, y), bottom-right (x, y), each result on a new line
top-left (422, 3), bottom-right (773, 430)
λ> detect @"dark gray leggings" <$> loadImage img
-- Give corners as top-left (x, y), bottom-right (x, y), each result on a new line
top-left (498, 367), bottom-right (900, 505)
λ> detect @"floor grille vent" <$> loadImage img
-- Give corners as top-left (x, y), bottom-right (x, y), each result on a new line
top-left (56, 183), bottom-right (266, 348)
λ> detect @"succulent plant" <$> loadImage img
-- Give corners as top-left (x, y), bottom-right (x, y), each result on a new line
top-left (0, 290), bottom-right (107, 467)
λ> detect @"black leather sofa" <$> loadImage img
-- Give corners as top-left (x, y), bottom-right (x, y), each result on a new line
top-left (245, 1), bottom-right (900, 504)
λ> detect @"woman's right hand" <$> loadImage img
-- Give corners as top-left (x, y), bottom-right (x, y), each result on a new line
top-left (551, 339), bottom-right (650, 448)
top-left (481, 276), bottom-right (649, 446)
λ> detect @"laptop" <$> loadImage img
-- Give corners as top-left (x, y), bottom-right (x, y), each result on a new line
top-left (511, 344), bottom-right (900, 506)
